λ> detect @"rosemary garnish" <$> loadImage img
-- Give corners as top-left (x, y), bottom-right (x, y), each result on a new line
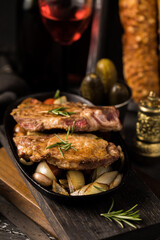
top-left (95, 137), bottom-right (102, 140)
top-left (93, 185), bottom-right (106, 192)
top-left (46, 127), bottom-right (77, 158)
top-left (100, 199), bottom-right (142, 229)
top-left (71, 121), bottom-right (75, 135)
top-left (54, 89), bottom-right (60, 99)
top-left (48, 107), bottom-right (75, 117)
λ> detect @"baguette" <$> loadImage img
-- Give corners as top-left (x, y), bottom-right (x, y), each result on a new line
top-left (158, 0), bottom-right (160, 51)
top-left (119, 0), bottom-right (159, 102)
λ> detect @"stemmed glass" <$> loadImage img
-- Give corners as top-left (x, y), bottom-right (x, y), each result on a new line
top-left (38, 0), bottom-right (93, 88)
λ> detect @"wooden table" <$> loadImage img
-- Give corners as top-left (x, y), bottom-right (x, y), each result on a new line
top-left (1, 106), bottom-right (160, 239)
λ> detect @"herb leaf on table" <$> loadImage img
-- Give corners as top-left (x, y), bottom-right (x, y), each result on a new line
top-left (100, 199), bottom-right (142, 229)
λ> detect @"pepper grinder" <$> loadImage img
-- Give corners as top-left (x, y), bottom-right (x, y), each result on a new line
top-left (134, 91), bottom-right (160, 157)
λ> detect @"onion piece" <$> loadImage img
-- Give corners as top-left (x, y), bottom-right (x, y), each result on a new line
top-left (71, 182), bottom-right (109, 196)
top-left (52, 179), bottom-right (69, 196)
top-left (92, 165), bottom-right (112, 181)
top-left (67, 170), bottom-right (85, 193)
top-left (95, 171), bottom-right (118, 185)
top-left (109, 174), bottom-right (123, 189)
top-left (59, 179), bottom-right (68, 189)
top-left (84, 182), bottom-right (109, 195)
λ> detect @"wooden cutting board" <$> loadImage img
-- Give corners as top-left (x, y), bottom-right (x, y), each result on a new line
top-left (0, 147), bottom-right (57, 238)
top-left (1, 145), bottom-right (160, 240)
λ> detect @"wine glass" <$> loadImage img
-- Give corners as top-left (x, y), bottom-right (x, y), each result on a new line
top-left (38, 0), bottom-right (93, 88)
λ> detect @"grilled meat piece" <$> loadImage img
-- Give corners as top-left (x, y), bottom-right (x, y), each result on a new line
top-left (11, 98), bottom-right (122, 132)
top-left (13, 133), bottom-right (120, 170)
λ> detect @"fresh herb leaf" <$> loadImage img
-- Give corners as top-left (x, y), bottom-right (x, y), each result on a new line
top-left (58, 147), bottom-right (64, 158)
top-left (48, 107), bottom-right (75, 117)
top-left (46, 142), bottom-right (63, 149)
top-left (71, 121), bottom-right (75, 135)
top-left (95, 137), bottom-right (102, 140)
top-left (54, 90), bottom-right (60, 99)
top-left (100, 199), bottom-right (142, 229)
top-left (93, 185), bottom-right (106, 192)
top-left (46, 129), bottom-right (77, 158)
top-left (66, 126), bottom-right (70, 141)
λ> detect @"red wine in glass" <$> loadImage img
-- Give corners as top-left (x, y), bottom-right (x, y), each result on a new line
top-left (39, 1), bottom-right (92, 45)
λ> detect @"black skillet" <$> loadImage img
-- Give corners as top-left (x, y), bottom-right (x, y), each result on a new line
top-left (3, 91), bottom-right (129, 201)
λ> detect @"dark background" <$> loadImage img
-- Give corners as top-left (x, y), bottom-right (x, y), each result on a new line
top-left (0, 0), bottom-right (123, 93)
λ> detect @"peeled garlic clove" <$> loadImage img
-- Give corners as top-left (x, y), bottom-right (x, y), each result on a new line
top-left (33, 172), bottom-right (52, 187)
top-left (35, 161), bottom-right (56, 181)
top-left (67, 170), bottom-right (85, 193)
top-left (109, 174), bottom-right (123, 189)
top-left (95, 171), bottom-right (118, 185)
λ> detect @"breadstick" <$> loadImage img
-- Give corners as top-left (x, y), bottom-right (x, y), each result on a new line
top-left (158, 0), bottom-right (160, 51)
top-left (119, 0), bottom-right (159, 102)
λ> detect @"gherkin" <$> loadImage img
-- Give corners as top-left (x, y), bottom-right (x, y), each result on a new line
top-left (109, 83), bottom-right (129, 105)
top-left (80, 73), bottom-right (104, 105)
top-left (96, 58), bottom-right (117, 95)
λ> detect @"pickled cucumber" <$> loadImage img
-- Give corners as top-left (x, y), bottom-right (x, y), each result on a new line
top-left (80, 73), bottom-right (104, 105)
top-left (96, 59), bottom-right (117, 94)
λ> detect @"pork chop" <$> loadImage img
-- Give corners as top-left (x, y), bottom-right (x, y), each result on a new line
top-left (13, 133), bottom-right (120, 170)
top-left (11, 98), bottom-right (122, 132)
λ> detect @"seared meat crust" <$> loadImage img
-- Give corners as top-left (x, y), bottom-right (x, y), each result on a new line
top-left (11, 98), bottom-right (122, 132)
top-left (13, 133), bottom-right (120, 170)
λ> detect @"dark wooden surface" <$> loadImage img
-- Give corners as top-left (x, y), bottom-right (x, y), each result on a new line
top-left (1, 139), bottom-right (160, 240)
top-left (0, 211), bottom-right (30, 240)
top-left (27, 171), bottom-right (160, 240)
top-left (0, 195), bottom-right (55, 240)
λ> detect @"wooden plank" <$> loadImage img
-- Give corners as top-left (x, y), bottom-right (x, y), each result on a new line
top-left (0, 148), bottom-right (57, 239)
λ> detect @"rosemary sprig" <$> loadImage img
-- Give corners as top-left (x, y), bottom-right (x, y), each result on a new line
top-left (100, 199), bottom-right (142, 229)
top-left (46, 127), bottom-right (77, 158)
top-left (66, 126), bottom-right (70, 140)
top-left (93, 185), bottom-right (106, 192)
top-left (71, 121), bottom-right (75, 135)
top-left (54, 89), bottom-right (60, 99)
top-left (48, 107), bottom-right (75, 117)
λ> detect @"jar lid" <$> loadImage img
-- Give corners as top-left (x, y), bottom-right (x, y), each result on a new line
top-left (139, 91), bottom-right (160, 114)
